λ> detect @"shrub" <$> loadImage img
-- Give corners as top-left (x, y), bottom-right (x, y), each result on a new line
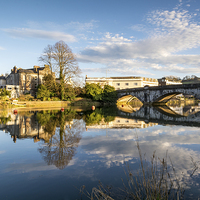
top-left (18, 94), bottom-right (34, 101)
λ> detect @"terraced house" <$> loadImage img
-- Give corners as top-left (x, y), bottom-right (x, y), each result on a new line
top-left (1, 65), bottom-right (52, 98)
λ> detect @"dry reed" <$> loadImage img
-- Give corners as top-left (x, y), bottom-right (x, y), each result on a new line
top-left (81, 140), bottom-right (185, 200)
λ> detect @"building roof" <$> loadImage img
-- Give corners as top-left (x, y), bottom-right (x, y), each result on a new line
top-left (17, 69), bottom-right (36, 74)
top-left (86, 76), bottom-right (142, 79)
top-left (110, 76), bottom-right (142, 79)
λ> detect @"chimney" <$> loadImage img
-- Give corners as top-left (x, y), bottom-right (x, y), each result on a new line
top-left (12, 66), bottom-right (17, 73)
top-left (34, 65), bottom-right (40, 73)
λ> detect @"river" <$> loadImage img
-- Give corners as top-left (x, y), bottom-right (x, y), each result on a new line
top-left (0, 105), bottom-right (200, 199)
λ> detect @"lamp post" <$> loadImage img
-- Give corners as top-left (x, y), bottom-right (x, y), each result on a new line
top-left (106, 69), bottom-right (109, 78)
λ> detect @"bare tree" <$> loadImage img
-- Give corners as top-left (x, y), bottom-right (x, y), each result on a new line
top-left (39, 41), bottom-right (81, 100)
top-left (39, 45), bottom-right (54, 73)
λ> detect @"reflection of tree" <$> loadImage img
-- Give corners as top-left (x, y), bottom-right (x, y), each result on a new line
top-left (83, 107), bottom-right (117, 125)
top-left (0, 115), bottom-right (11, 124)
top-left (37, 109), bottom-right (84, 169)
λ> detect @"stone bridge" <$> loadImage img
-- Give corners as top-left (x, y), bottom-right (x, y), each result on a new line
top-left (116, 84), bottom-right (200, 104)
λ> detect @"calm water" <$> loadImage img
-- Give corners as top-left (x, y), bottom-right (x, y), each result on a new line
top-left (1, 105), bottom-right (200, 199)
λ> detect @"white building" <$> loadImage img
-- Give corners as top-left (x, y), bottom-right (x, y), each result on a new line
top-left (85, 76), bottom-right (158, 90)
top-left (158, 77), bottom-right (182, 86)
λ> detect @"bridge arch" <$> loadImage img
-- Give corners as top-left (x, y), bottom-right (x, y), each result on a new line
top-left (117, 94), bottom-right (143, 104)
top-left (153, 92), bottom-right (182, 103)
top-left (116, 84), bottom-right (200, 104)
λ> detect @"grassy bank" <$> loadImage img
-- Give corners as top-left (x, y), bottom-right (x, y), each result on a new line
top-left (0, 97), bottom-right (101, 109)
top-left (17, 100), bottom-right (70, 108)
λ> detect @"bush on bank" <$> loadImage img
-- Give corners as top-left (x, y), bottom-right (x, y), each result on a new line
top-left (85, 83), bottom-right (117, 103)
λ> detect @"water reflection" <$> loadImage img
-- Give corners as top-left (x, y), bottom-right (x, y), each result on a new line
top-left (1, 104), bottom-right (200, 142)
top-left (0, 109), bottom-right (85, 170)
top-left (0, 105), bottom-right (200, 199)
top-left (37, 110), bottom-right (84, 169)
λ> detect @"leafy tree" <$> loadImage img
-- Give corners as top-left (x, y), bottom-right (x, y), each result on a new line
top-left (37, 84), bottom-right (50, 100)
top-left (85, 83), bottom-right (103, 101)
top-left (85, 83), bottom-right (117, 102)
top-left (63, 85), bottom-right (76, 101)
top-left (39, 41), bottom-right (81, 100)
top-left (0, 89), bottom-right (11, 97)
top-left (102, 85), bottom-right (117, 102)
top-left (74, 86), bottom-right (86, 97)
top-left (43, 74), bottom-right (59, 97)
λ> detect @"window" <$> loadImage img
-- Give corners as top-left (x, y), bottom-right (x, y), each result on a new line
top-left (134, 83), bottom-right (138, 85)
top-left (125, 83), bottom-right (129, 86)
top-left (117, 83), bottom-right (120, 86)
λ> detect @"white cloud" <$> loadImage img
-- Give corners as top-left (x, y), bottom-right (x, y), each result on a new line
top-left (79, 126), bottom-right (200, 181)
top-left (0, 47), bottom-right (5, 50)
top-left (103, 32), bottom-right (132, 43)
top-left (130, 24), bottom-right (147, 32)
top-left (4, 28), bottom-right (76, 42)
top-left (65, 20), bottom-right (98, 31)
top-left (78, 8), bottom-right (200, 76)
top-left (4, 162), bottom-right (57, 173)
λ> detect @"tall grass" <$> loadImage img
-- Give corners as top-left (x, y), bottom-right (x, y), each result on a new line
top-left (82, 140), bottom-right (185, 200)
top-left (120, 141), bottom-right (185, 200)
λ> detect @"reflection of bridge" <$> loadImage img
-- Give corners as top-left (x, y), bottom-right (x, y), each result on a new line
top-left (117, 84), bottom-right (200, 104)
top-left (117, 106), bottom-right (200, 127)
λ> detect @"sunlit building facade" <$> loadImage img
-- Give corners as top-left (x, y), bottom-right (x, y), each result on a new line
top-left (85, 76), bottom-right (158, 90)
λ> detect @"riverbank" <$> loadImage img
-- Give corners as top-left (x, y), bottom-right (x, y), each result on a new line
top-left (0, 97), bottom-right (101, 109)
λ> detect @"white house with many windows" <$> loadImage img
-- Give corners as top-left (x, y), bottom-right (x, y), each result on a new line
top-left (85, 76), bottom-right (158, 90)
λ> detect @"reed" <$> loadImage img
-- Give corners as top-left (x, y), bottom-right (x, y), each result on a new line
top-left (82, 140), bottom-right (185, 200)
top-left (120, 141), bottom-right (185, 200)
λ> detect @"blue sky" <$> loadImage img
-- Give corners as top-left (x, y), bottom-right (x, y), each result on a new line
top-left (1, 0), bottom-right (200, 82)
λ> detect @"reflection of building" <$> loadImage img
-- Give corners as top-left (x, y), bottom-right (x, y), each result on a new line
top-left (86, 117), bottom-right (157, 129)
top-left (0, 112), bottom-right (53, 143)
top-left (85, 76), bottom-right (158, 90)
top-left (0, 65), bottom-right (52, 98)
